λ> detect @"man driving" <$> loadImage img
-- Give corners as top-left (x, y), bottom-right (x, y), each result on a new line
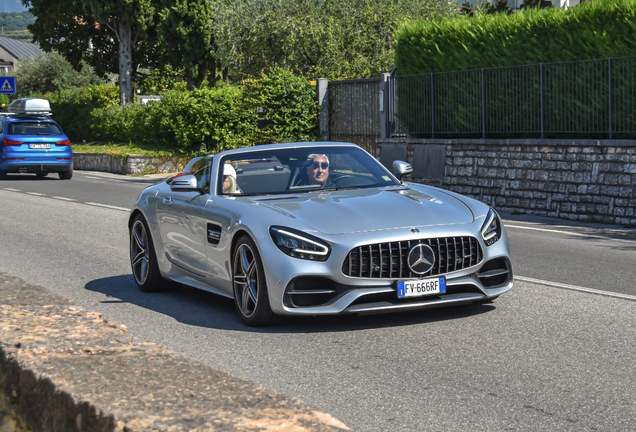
top-left (306, 153), bottom-right (330, 186)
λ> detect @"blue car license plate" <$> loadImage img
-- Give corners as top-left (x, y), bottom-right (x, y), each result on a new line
top-left (397, 277), bottom-right (446, 298)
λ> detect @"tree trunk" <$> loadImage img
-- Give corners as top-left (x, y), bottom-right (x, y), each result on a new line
top-left (117, 22), bottom-right (133, 105)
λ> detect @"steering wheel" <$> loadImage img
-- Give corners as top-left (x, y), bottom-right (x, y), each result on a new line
top-left (330, 175), bottom-right (354, 185)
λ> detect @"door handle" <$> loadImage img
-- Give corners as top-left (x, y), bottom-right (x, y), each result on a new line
top-left (162, 197), bottom-right (173, 205)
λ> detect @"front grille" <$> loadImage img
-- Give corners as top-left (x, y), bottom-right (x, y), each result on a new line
top-left (342, 236), bottom-right (483, 279)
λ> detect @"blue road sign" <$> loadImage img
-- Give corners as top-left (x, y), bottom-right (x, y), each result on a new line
top-left (0, 76), bottom-right (16, 94)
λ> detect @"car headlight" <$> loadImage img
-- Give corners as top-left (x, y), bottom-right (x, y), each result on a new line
top-left (481, 208), bottom-right (502, 246)
top-left (270, 226), bottom-right (331, 261)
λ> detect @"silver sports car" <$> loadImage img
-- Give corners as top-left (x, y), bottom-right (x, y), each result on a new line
top-left (129, 142), bottom-right (513, 326)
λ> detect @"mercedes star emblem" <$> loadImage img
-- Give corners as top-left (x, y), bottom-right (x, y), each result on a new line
top-left (407, 243), bottom-right (435, 275)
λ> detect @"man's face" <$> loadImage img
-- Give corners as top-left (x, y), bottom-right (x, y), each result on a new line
top-left (307, 156), bottom-right (329, 185)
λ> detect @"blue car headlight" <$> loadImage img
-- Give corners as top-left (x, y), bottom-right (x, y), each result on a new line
top-left (481, 208), bottom-right (502, 246)
top-left (270, 226), bottom-right (331, 261)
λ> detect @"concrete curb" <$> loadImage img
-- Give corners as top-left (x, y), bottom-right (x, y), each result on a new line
top-left (0, 272), bottom-right (351, 432)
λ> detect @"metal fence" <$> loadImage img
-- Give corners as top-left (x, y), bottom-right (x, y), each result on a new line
top-left (328, 78), bottom-right (381, 154)
top-left (388, 56), bottom-right (636, 139)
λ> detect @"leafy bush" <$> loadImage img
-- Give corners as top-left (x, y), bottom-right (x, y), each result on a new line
top-left (91, 84), bottom-right (258, 153)
top-left (34, 68), bottom-right (318, 152)
top-left (0, 94), bottom-right (10, 108)
top-left (147, 85), bottom-right (258, 152)
top-left (90, 104), bottom-right (153, 143)
top-left (15, 51), bottom-right (108, 97)
top-left (47, 85), bottom-right (119, 142)
top-left (242, 67), bottom-right (320, 144)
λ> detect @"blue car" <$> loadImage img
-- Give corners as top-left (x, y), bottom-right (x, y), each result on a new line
top-left (0, 98), bottom-right (73, 180)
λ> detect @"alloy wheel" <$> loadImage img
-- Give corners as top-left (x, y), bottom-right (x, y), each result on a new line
top-left (233, 243), bottom-right (259, 318)
top-left (130, 219), bottom-right (150, 285)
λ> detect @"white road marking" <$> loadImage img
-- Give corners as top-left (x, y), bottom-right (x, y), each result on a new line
top-left (26, 192), bottom-right (46, 196)
top-left (51, 196), bottom-right (76, 202)
top-left (505, 224), bottom-right (636, 243)
top-left (516, 275), bottom-right (636, 301)
top-left (85, 202), bottom-right (131, 212)
top-left (84, 176), bottom-right (104, 180)
top-left (3, 188), bottom-right (21, 192)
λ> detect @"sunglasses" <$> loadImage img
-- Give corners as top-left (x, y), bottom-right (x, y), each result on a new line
top-left (312, 161), bottom-right (329, 169)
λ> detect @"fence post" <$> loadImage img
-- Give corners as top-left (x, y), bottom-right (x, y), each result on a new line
top-left (540, 63), bottom-right (545, 139)
top-left (608, 57), bottom-right (613, 139)
top-left (379, 73), bottom-right (390, 139)
top-left (431, 72), bottom-right (435, 139)
top-left (481, 68), bottom-right (486, 139)
top-left (317, 78), bottom-right (329, 141)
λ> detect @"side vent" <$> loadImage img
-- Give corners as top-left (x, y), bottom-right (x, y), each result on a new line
top-left (207, 223), bottom-right (222, 245)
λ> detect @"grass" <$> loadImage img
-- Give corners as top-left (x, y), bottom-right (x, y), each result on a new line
top-left (72, 141), bottom-right (196, 159)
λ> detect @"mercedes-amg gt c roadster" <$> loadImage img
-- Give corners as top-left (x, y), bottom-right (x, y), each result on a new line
top-left (129, 142), bottom-right (513, 326)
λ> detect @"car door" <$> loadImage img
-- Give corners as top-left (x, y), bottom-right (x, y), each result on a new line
top-left (156, 158), bottom-right (212, 279)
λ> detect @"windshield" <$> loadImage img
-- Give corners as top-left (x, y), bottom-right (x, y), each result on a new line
top-left (8, 122), bottom-right (63, 135)
top-left (219, 146), bottom-right (399, 195)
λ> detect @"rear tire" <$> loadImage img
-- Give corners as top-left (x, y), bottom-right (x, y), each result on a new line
top-left (232, 235), bottom-right (277, 326)
top-left (59, 169), bottom-right (73, 180)
top-left (0, 169), bottom-right (6, 179)
top-left (130, 214), bottom-right (166, 292)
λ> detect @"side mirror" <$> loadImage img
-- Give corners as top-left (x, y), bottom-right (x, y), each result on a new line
top-left (170, 174), bottom-right (200, 192)
top-left (392, 160), bottom-right (413, 179)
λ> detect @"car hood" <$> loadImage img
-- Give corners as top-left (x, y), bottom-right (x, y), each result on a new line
top-left (244, 186), bottom-right (476, 235)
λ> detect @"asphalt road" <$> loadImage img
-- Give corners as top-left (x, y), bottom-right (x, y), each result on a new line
top-left (1, 171), bottom-right (635, 431)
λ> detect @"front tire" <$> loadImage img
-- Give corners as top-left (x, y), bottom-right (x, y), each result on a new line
top-left (232, 235), bottom-right (277, 326)
top-left (130, 215), bottom-right (165, 292)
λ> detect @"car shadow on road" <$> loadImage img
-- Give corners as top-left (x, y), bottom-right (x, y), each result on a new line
top-left (86, 274), bottom-right (498, 334)
top-left (0, 174), bottom-right (60, 180)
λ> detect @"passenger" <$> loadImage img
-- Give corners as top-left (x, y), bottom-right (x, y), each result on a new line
top-left (306, 154), bottom-right (330, 187)
top-left (223, 164), bottom-right (238, 194)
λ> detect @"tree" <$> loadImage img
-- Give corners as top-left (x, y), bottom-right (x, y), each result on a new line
top-left (15, 51), bottom-right (110, 96)
top-left (23, 0), bottom-right (159, 105)
top-left (156, 0), bottom-right (217, 90)
top-left (214, 0), bottom-right (458, 81)
top-left (81, 0), bottom-right (156, 104)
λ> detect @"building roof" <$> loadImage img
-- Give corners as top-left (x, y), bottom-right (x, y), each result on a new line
top-left (0, 35), bottom-right (41, 61)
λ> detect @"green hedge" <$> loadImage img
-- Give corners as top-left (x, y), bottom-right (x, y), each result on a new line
top-left (48, 85), bottom-right (120, 142)
top-left (395, 0), bottom-right (636, 74)
top-left (242, 67), bottom-right (320, 144)
top-left (89, 85), bottom-right (259, 153)
top-left (393, 0), bottom-right (636, 138)
top-left (50, 67), bottom-right (319, 153)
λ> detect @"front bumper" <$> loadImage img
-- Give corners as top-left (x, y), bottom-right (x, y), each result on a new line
top-left (260, 228), bottom-right (514, 316)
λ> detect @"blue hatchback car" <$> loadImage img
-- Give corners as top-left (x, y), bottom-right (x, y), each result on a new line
top-left (0, 98), bottom-right (73, 180)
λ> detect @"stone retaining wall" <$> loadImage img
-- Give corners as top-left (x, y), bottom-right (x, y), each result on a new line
top-left (378, 138), bottom-right (636, 226)
top-left (73, 153), bottom-right (186, 175)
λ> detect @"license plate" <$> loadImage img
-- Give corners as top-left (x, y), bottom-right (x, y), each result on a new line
top-left (397, 276), bottom-right (446, 298)
top-left (29, 143), bottom-right (50, 149)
